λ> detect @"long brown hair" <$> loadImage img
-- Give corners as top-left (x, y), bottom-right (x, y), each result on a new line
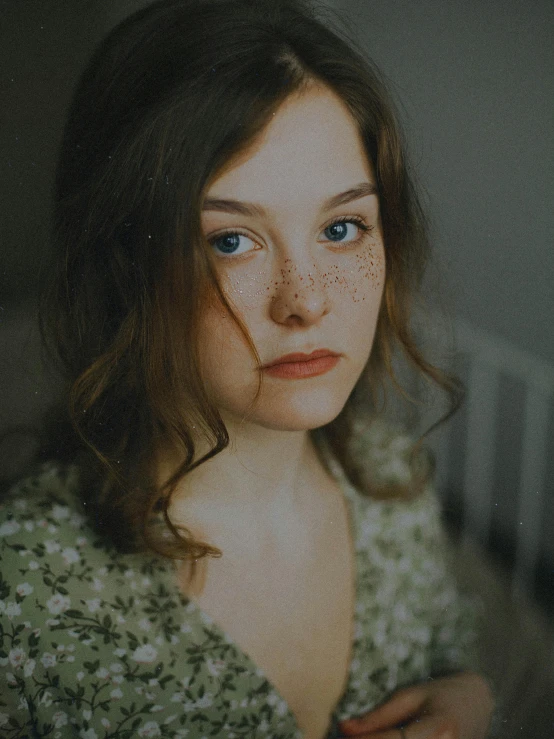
top-left (39, 0), bottom-right (462, 560)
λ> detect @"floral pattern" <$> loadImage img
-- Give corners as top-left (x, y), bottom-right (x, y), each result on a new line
top-left (0, 426), bottom-right (477, 738)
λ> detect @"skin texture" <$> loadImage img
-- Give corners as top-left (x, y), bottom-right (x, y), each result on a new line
top-left (198, 83), bottom-right (385, 434)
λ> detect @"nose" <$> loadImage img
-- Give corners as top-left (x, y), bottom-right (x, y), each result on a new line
top-left (269, 257), bottom-right (330, 326)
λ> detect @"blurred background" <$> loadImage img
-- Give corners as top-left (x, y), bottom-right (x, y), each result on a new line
top-left (1, 0), bottom-right (553, 734)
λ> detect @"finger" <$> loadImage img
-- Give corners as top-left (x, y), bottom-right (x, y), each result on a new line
top-left (340, 730), bottom-right (409, 739)
top-left (339, 686), bottom-right (428, 734)
top-left (394, 715), bottom-right (458, 739)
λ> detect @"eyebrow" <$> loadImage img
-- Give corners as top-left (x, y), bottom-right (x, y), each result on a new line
top-left (202, 181), bottom-right (378, 217)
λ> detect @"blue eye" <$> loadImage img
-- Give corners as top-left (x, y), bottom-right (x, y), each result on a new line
top-left (322, 219), bottom-right (368, 243)
top-left (210, 232), bottom-right (256, 256)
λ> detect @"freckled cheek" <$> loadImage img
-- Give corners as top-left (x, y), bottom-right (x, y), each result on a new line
top-left (322, 239), bottom-right (386, 304)
top-left (220, 239), bottom-right (385, 308)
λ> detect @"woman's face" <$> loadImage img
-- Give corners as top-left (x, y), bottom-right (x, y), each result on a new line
top-left (199, 84), bottom-right (385, 432)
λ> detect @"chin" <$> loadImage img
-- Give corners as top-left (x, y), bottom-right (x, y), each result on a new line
top-left (229, 388), bottom-right (351, 432)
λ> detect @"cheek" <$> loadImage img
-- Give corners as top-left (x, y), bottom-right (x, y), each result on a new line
top-left (218, 237), bottom-right (385, 309)
top-left (322, 238), bottom-right (385, 304)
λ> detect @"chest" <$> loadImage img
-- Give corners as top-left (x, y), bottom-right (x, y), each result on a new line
top-left (177, 493), bottom-right (355, 739)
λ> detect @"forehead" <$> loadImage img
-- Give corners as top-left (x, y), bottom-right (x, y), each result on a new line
top-left (205, 85), bottom-right (373, 206)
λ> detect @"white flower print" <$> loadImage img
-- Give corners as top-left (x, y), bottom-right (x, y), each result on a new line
top-left (85, 598), bottom-right (102, 613)
top-left (39, 690), bottom-right (53, 707)
top-left (44, 539), bottom-right (61, 554)
top-left (138, 721), bottom-right (161, 737)
top-left (131, 644), bottom-right (158, 663)
top-left (79, 730), bottom-right (97, 739)
top-left (46, 593), bottom-right (71, 614)
top-left (96, 667), bottom-right (109, 679)
top-left (51, 504), bottom-right (70, 520)
top-left (205, 658), bottom-right (226, 678)
top-left (41, 652), bottom-right (57, 668)
top-left (62, 546), bottom-right (80, 565)
top-left (23, 658), bottom-right (36, 677)
top-left (110, 687), bottom-right (123, 699)
top-left (15, 582), bottom-right (33, 598)
top-left (52, 711), bottom-right (68, 728)
top-left (0, 714), bottom-right (8, 728)
top-left (8, 647), bottom-right (26, 668)
top-left (28, 559), bottom-right (40, 570)
top-left (0, 519), bottom-right (20, 537)
top-left (139, 617), bottom-right (152, 631)
top-left (195, 694), bottom-right (214, 709)
top-left (4, 602), bottom-right (21, 619)
top-left (90, 577), bottom-right (104, 592)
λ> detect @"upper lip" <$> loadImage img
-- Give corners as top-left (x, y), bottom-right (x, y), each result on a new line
top-left (262, 349), bottom-right (340, 368)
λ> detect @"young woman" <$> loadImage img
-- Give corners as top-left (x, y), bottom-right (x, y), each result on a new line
top-left (0, 0), bottom-right (494, 737)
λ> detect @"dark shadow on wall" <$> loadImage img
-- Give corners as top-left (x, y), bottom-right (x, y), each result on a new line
top-left (0, 0), bottom-right (107, 305)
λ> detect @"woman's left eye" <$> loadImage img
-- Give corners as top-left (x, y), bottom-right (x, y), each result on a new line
top-left (320, 218), bottom-right (369, 243)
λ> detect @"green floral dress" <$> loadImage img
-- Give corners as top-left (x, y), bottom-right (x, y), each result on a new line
top-left (0, 423), bottom-right (477, 738)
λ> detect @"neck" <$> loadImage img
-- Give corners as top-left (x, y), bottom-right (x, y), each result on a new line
top-left (162, 417), bottom-right (328, 534)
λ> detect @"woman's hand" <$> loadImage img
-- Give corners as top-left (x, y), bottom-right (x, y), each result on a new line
top-left (337, 671), bottom-right (494, 739)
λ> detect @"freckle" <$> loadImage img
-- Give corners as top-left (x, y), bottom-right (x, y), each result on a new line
top-left (294, 293), bottom-right (298, 298)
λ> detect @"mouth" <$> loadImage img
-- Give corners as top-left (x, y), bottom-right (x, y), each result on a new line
top-left (261, 349), bottom-right (341, 379)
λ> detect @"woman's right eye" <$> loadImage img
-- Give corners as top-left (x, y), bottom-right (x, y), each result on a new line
top-left (209, 231), bottom-right (258, 257)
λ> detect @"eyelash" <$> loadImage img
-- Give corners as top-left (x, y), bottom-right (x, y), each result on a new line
top-left (208, 215), bottom-right (373, 259)
top-left (326, 215), bottom-right (372, 240)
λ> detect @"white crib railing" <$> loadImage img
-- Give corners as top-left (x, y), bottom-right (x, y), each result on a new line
top-left (453, 318), bottom-right (553, 595)
top-left (420, 315), bottom-right (554, 597)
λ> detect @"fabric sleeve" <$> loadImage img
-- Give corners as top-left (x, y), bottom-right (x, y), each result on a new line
top-left (0, 492), bottom-right (39, 736)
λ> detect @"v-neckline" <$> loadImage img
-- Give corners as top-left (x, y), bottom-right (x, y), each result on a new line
top-left (159, 453), bottom-right (362, 737)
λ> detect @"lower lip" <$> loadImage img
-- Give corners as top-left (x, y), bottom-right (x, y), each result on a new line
top-left (263, 355), bottom-right (340, 379)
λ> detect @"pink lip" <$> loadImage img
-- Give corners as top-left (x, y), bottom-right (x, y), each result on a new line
top-left (262, 349), bottom-right (341, 379)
